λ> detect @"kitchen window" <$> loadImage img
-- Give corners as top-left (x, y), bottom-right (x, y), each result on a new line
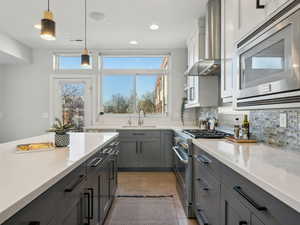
top-left (53, 53), bottom-right (93, 71)
top-left (100, 56), bottom-right (169, 115)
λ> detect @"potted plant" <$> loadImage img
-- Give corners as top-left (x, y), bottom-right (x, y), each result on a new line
top-left (48, 118), bottom-right (74, 147)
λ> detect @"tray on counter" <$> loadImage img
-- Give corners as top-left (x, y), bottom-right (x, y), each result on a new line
top-left (226, 136), bottom-right (257, 143)
top-left (16, 142), bottom-right (55, 153)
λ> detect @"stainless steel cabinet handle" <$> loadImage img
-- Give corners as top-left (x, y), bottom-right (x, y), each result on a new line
top-left (84, 192), bottom-right (91, 225)
top-left (89, 157), bottom-right (103, 167)
top-left (197, 178), bottom-right (209, 191)
top-left (28, 222), bottom-right (40, 225)
top-left (172, 147), bottom-right (188, 164)
top-left (233, 186), bottom-right (267, 211)
top-left (136, 142), bottom-right (138, 154)
top-left (132, 133), bottom-right (145, 135)
top-left (196, 209), bottom-right (209, 225)
top-left (195, 155), bottom-right (211, 165)
top-left (239, 221), bottom-right (248, 225)
top-left (88, 188), bottom-right (94, 219)
top-left (64, 175), bottom-right (85, 192)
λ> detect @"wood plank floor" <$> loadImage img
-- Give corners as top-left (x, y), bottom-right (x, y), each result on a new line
top-left (112, 172), bottom-right (198, 225)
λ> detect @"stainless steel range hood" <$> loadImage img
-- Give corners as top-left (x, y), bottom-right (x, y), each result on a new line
top-left (185, 0), bottom-right (221, 76)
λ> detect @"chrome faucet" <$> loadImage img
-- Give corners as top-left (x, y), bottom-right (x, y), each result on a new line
top-left (138, 110), bottom-right (145, 127)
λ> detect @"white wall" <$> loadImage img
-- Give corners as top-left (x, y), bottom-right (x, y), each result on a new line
top-left (0, 48), bottom-right (190, 143)
top-left (0, 32), bottom-right (32, 64)
top-left (0, 49), bottom-right (52, 142)
top-left (0, 66), bottom-right (4, 142)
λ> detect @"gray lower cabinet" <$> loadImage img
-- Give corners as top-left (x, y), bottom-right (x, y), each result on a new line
top-left (2, 138), bottom-right (119, 225)
top-left (221, 185), bottom-right (251, 225)
top-left (193, 145), bottom-right (300, 225)
top-left (139, 138), bottom-right (162, 167)
top-left (118, 130), bottom-right (173, 170)
top-left (194, 150), bottom-right (221, 225)
top-left (119, 140), bottom-right (139, 168)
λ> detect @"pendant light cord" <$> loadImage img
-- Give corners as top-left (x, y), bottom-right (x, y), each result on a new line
top-left (84, 0), bottom-right (87, 49)
top-left (48, 0), bottom-right (50, 11)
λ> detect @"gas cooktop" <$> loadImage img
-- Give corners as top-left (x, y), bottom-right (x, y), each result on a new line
top-left (182, 129), bottom-right (231, 139)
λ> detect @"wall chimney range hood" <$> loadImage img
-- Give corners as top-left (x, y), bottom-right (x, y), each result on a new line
top-left (185, 0), bottom-right (221, 77)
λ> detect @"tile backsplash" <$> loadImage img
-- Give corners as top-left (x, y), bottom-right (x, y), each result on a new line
top-left (195, 107), bottom-right (300, 149)
top-left (250, 109), bottom-right (300, 149)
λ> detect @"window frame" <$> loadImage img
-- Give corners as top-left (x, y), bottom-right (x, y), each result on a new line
top-left (53, 52), bottom-right (97, 74)
top-left (98, 54), bottom-right (170, 117)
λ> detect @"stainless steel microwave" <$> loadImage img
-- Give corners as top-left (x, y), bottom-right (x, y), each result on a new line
top-left (236, 1), bottom-right (300, 109)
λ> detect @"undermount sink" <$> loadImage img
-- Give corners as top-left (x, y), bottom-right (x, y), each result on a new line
top-left (122, 126), bottom-right (139, 128)
top-left (121, 125), bottom-right (157, 128)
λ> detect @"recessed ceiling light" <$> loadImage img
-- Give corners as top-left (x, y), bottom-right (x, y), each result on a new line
top-left (129, 40), bottom-right (138, 45)
top-left (34, 24), bottom-right (41, 30)
top-left (150, 24), bottom-right (159, 30)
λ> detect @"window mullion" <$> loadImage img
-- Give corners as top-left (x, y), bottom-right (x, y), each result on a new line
top-left (134, 74), bottom-right (137, 114)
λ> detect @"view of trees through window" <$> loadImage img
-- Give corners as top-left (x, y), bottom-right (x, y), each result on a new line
top-left (102, 56), bottom-right (168, 115)
top-left (60, 82), bottom-right (85, 130)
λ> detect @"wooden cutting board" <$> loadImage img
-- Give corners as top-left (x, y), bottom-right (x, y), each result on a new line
top-left (226, 136), bottom-right (257, 143)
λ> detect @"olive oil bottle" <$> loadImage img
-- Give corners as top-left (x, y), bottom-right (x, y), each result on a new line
top-left (242, 114), bottom-right (250, 139)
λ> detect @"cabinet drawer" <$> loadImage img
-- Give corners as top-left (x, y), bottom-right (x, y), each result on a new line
top-left (118, 130), bottom-right (161, 139)
top-left (221, 185), bottom-right (251, 225)
top-left (3, 182), bottom-right (61, 225)
top-left (56, 164), bottom-right (86, 217)
top-left (194, 161), bottom-right (221, 225)
top-left (193, 145), bottom-right (221, 179)
top-left (221, 164), bottom-right (300, 225)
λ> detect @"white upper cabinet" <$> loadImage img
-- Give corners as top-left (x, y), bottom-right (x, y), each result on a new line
top-left (237, 0), bottom-right (267, 39)
top-left (221, 0), bottom-right (239, 102)
top-left (185, 19), bottom-right (205, 108)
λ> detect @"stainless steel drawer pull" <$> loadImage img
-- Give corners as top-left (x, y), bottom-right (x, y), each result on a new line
top-left (29, 222), bottom-right (40, 225)
top-left (233, 186), bottom-right (267, 211)
top-left (90, 157), bottom-right (103, 167)
top-left (132, 133), bottom-right (145, 135)
top-left (196, 155), bottom-right (211, 165)
top-left (196, 209), bottom-right (209, 225)
top-left (197, 178), bottom-right (209, 191)
top-left (239, 221), bottom-right (248, 225)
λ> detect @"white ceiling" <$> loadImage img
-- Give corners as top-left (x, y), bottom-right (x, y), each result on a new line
top-left (0, 0), bottom-right (207, 49)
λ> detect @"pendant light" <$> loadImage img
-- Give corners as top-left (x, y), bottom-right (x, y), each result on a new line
top-left (40, 0), bottom-right (56, 41)
top-left (81, 0), bottom-right (90, 67)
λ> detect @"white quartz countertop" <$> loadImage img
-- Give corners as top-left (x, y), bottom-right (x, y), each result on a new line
top-left (84, 125), bottom-right (198, 130)
top-left (192, 139), bottom-right (300, 213)
top-left (0, 132), bottom-right (118, 224)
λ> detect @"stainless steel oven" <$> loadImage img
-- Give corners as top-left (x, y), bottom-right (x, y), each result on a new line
top-left (173, 131), bottom-right (194, 218)
top-left (237, 1), bottom-right (300, 109)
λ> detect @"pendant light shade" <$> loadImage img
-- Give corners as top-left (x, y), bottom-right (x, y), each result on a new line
top-left (81, 48), bottom-right (90, 67)
top-left (81, 0), bottom-right (90, 67)
top-left (40, 0), bottom-right (56, 40)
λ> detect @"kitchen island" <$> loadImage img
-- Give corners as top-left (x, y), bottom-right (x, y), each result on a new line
top-left (0, 132), bottom-right (119, 225)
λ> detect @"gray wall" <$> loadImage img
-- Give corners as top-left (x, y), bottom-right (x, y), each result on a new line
top-left (0, 66), bottom-right (4, 142)
top-left (0, 50), bottom-right (52, 142)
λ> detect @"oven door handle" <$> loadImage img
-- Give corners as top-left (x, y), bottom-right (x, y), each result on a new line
top-left (172, 146), bottom-right (188, 164)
